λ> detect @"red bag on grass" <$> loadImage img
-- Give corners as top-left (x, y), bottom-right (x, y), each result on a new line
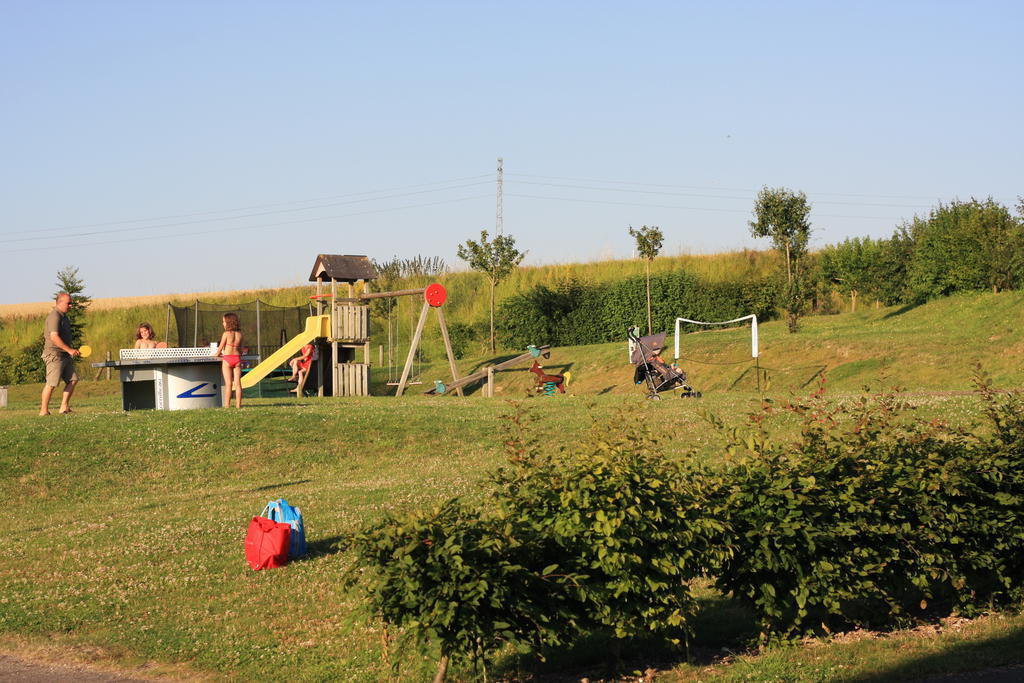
top-left (245, 516), bottom-right (291, 570)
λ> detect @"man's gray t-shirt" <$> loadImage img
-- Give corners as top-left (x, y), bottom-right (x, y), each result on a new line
top-left (43, 308), bottom-right (72, 355)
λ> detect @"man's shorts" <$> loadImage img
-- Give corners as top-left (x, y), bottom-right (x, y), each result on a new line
top-left (43, 351), bottom-right (78, 387)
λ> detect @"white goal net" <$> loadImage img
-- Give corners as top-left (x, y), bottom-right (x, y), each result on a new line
top-left (673, 315), bottom-right (758, 361)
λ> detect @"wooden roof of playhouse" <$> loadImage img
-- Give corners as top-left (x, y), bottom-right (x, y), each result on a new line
top-left (308, 254), bottom-right (378, 283)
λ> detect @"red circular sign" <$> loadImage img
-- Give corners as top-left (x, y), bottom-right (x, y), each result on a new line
top-left (424, 283), bottom-right (447, 307)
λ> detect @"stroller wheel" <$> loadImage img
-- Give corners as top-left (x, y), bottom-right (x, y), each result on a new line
top-left (647, 394), bottom-right (661, 401)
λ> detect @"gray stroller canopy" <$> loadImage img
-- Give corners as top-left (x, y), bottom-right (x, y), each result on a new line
top-left (630, 331), bottom-right (667, 365)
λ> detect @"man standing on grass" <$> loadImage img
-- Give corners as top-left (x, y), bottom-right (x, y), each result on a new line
top-left (39, 292), bottom-right (80, 416)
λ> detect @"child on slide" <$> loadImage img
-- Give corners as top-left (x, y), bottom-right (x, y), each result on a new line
top-left (286, 343), bottom-right (315, 392)
top-left (214, 313), bottom-right (244, 408)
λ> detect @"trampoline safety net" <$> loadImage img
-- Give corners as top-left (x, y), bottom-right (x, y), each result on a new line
top-left (169, 300), bottom-right (315, 361)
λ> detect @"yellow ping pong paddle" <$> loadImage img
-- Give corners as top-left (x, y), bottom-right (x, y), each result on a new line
top-left (78, 345), bottom-right (92, 358)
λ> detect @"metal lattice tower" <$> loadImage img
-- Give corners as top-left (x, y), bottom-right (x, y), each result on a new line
top-left (495, 157), bottom-right (503, 235)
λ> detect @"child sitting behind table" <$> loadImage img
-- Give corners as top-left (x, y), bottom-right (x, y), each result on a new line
top-left (134, 322), bottom-right (159, 349)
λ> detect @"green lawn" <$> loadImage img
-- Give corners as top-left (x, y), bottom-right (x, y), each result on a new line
top-left (2, 291), bottom-right (1024, 681)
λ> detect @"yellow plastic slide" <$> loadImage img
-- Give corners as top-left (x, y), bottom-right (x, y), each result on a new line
top-left (241, 315), bottom-right (331, 388)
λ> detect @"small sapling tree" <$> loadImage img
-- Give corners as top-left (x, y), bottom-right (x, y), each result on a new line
top-left (629, 225), bottom-right (664, 334)
top-left (457, 230), bottom-right (526, 352)
top-left (54, 266), bottom-right (91, 348)
top-left (749, 187), bottom-right (812, 332)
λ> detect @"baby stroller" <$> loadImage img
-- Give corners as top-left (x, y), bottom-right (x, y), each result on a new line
top-left (627, 328), bottom-right (701, 400)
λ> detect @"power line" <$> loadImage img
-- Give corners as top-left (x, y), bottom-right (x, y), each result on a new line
top-left (495, 157), bottom-right (503, 235)
top-left (505, 192), bottom-right (915, 221)
top-left (1, 181), bottom-right (492, 244)
top-left (507, 172), bottom-right (954, 202)
top-left (4, 194), bottom-right (492, 254)
top-left (508, 179), bottom-right (936, 209)
top-left (2, 173), bottom-right (493, 237)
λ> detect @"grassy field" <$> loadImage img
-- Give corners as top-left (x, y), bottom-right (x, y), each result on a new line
top-left (0, 250), bottom-right (779, 365)
top-left (2, 292), bottom-right (1023, 681)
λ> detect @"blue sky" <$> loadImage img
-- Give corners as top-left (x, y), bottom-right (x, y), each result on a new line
top-left (2, 0), bottom-right (1021, 304)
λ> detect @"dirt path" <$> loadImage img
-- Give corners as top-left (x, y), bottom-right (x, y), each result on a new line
top-left (0, 654), bottom-right (149, 682)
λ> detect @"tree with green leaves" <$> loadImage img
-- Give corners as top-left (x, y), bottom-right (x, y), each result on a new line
top-left (971, 198), bottom-right (1023, 294)
top-left (629, 225), bottom-right (664, 334)
top-left (749, 187), bottom-right (812, 286)
top-left (820, 237), bottom-right (878, 312)
top-left (457, 230), bottom-right (526, 352)
top-left (54, 266), bottom-right (91, 347)
top-left (749, 187), bottom-right (813, 332)
top-left (867, 229), bottom-right (914, 306)
top-left (906, 198), bottom-right (1023, 301)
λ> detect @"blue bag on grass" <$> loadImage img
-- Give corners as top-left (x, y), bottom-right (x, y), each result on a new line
top-left (262, 499), bottom-right (307, 559)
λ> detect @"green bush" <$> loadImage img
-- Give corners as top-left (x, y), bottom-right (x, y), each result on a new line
top-left (349, 406), bottom-right (727, 677)
top-left (444, 321), bottom-right (478, 360)
top-left (699, 375), bottom-right (1024, 639)
top-left (871, 230), bottom-right (916, 306)
top-left (0, 352), bottom-right (17, 385)
top-left (907, 199), bottom-right (1023, 302)
top-left (490, 407), bottom-right (729, 643)
top-left (351, 377), bottom-right (1024, 672)
top-left (350, 499), bottom-right (568, 681)
top-left (498, 273), bottom-right (779, 348)
top-left (0, 339), bottom-right (46, 385)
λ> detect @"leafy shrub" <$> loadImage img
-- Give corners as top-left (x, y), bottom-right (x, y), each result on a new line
top-left (870, 230), bottom-right (916, 306)
top-left (444, 322), bottom-right (478, 360)
top-left (351, 376), bottom-right (1024, 674)
top-left (497, 273), bottom-right (779, 348)
top-left (699, 375), bottom-right (1024, 639)
top-left (907, 199), bottom-right (1023, 302)
top-left (496, 280), bottom-right (588, 348)
top-left (350, 499), bottom-right (569, 681)
top-left (490, 407), bottom-right (729, 643)
top-left (0, 352), bottom-right (17, 385)
top-left (349, 405), bottom-right (727, 678)
top-left (968, 373), bottom-right (1024, 600)
top-left (0, 339), bottom-right (46, 385)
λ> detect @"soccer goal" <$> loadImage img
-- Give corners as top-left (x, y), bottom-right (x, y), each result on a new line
top-left (673, 314), bottom-right (758, 361)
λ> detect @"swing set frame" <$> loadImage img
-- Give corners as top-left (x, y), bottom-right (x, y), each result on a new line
top-left (308, 254), bottom-right (463, 397)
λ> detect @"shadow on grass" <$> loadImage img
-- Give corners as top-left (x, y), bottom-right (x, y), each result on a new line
top-left (302, 534), bottom-right (350, 559)
top-left (249, 479), bottom-right (313, 492)
top-left (492, 592), bottom-right (1024, 682)
top-left (852, 624), bottom-right (1024, 682)
top-left (492, 593), bottom-right (759, 681)
top-left (241, 402), bottom-right (307, 408)
top-left (883, 302), bottom-right (924, 319)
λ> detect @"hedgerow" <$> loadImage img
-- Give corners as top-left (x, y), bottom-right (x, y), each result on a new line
top-left (700, 373), bottom-right (1024, 639)
top-left (489, 407), bottom-right (730, 643)
top-left (496, 273), bottom-right (778, 348)
top-left (350, 376), bottom-right (1024, 677)
top-left (349, 407), bottom-right (726, 679)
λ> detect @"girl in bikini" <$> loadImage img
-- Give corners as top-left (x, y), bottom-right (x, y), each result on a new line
top-left (214, 312), bottom-right (244, 408)
top-left (134, 322), bottom-right (159, 349)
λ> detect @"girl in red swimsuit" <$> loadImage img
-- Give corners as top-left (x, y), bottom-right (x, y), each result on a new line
top-left (214, 312), bottom-right (244, 408)
top-left (286, 343), bottom-right (315, 390)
